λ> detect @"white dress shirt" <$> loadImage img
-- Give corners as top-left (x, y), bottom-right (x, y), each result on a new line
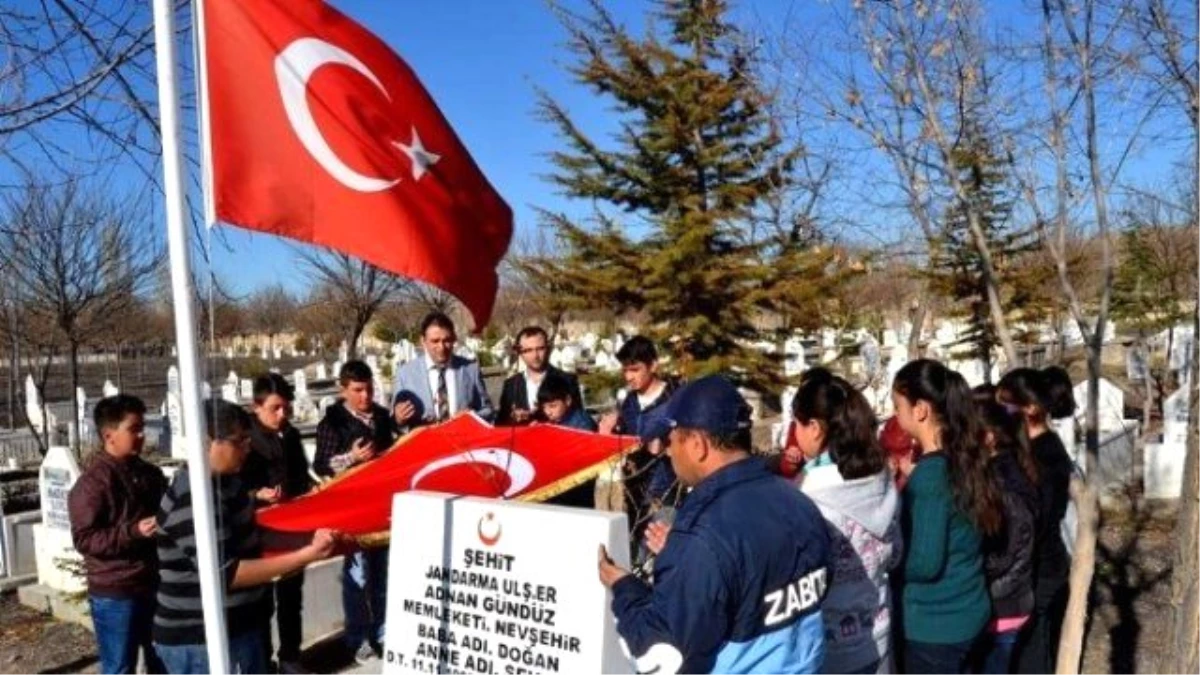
top-left (426, 353), bottom-right (459, 415)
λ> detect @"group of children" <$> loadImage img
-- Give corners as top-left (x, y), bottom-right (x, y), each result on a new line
top-left (761, 360), bottom-right (1077, 674)
top-left (68, 374), bottom-right (335, 674)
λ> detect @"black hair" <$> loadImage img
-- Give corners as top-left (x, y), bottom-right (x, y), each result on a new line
top-left (420, 311), bottom-right (456, 337)
top-left (616, 336), bottom-right (658, 366)
top-left (253, 372), bottom-right (294, 404)
top-left (339, 360), bottom-right (373, 386)
top-left (515, 325), bottom-right (549, 346)
top-left (997, 366), bottom-right (1077, 421)
top-left (792, 367), bottom-right (884, 480)
top-left (893, 359), bottom-right (1003, 536)
top-left (536, 373), bottom-right (575, 406)
top-left (93, 394), bottom-right (146, 433)
top-left (976, 398), bottom-right (1040, 486)
top-left (201, 398), bottom-right (251, 442)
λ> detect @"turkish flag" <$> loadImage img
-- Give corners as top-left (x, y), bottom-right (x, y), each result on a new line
top-left (255, 414), bottom-right (639, 541)
top-left (202, 0), bottom-right (512, 327)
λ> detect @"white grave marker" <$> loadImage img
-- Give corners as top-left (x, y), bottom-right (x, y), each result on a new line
top-left (240, 379), bottom-right (254, 401)
top-left (25, 374), bottom-right (43, 432)
top-left (102, 380), bottom-right (119, 398)
top-left (294, 369), bottom-right (308, 398)
top-left (75, 387), bottom-right (89, 444)
top-left (1073, 378), bottom-right (1127, 432)
top-left (316, 362), bottom-right (328, 380)
top-left (34, 446), bottom-right (84, 592)
top-left (384, 492), bottom-right (633, 675)
top-left (221, 383), bottom-right (238, 403)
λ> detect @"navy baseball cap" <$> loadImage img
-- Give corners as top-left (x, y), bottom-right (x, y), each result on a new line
top-left (639, 375), bottom-right (753, 443)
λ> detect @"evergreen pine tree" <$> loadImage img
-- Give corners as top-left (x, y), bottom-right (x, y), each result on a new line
top-left (528, 0), bottom-right (850, 387)
top-left (927, 117), bottom-right (1041, 379)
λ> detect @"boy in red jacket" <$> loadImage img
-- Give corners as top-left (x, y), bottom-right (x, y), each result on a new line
top-left (68, 395), bottom-right (167, 674)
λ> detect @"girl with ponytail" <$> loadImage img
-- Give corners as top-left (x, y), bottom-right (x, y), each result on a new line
top-left (890, 359), bottom-right (999, 673)
top-left (996, 366), bottom-right (1077, 674)
top-left (791, 368), bottom-right (900, 674)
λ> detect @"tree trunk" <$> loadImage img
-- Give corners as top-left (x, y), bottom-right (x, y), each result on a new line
top-left (1057, 477), bottom-right (1099, 674)
top-left (69, 340), bottom-right (80, 453)
top-left (908, 299), bottom-right (927, 357)
top-left (115, 343), bottom-right (123, 389)
top-left (6, 334), bottom-right (15, 430)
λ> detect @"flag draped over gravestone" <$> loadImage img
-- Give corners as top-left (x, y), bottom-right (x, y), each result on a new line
top-left (201, 0), bottom-right (512, 328)
top-left (255, 414), bottom-right (638, 545)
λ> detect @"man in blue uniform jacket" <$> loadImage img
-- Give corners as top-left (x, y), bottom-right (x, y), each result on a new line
top-left (597, 375), bottom-right (831, 674)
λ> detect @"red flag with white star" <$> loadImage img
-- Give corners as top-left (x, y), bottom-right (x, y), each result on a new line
top-left (202, 0), bottom-right (511, 327)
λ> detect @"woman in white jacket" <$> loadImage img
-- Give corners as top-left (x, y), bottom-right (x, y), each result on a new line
top-left (792, 368), bottom-right (902, 674)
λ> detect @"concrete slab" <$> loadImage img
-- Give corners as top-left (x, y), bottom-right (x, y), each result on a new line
top-left (17, 582), bottom-right (92, 630)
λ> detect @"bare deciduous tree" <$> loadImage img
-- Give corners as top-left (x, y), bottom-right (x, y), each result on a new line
top-left (0, 179), bottom-right (160, 452)
top-left (246, 284), bottom-right (296, 357)
top-left (297, 249), bottom-right (407, 358)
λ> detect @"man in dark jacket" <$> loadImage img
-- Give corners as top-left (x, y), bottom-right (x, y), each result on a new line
top-left (68, 394), bottom-right (167, 674)
top-left (496, 325), bottom-right (583, 425)
top-left (242, 373), bottom-right (314, 673)
top-left (314, 361), bottom-right (397, 663)
top-left (597, 376), bottom-right (831, 674)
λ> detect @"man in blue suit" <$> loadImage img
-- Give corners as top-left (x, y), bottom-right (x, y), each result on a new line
top-left (392, 311), bottom-right (494, 429)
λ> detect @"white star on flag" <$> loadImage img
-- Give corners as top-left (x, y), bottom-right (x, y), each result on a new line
top-left (394, 126), bottom-right (440, 181)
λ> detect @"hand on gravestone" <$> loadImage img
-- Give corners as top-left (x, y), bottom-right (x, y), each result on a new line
top-left (597, 545), bottom-right (630, 588)
top-left (135, 516), bottom-right (158, 538)
top-left (644, 521), bottom-right (672, 557)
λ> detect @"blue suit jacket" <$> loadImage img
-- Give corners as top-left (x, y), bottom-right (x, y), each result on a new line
top-left (391, 354), bottom-right (494, 428)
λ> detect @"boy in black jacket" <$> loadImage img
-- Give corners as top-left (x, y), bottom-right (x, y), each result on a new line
top-left (242, 373), bottom-right (314, 673)
top-left (313, 361), bottom-right (396, 663)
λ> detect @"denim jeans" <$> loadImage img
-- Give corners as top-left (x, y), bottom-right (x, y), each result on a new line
top-left (154, 631), bottom-right (265, 674)
top-left (904, 637), bottom-right (977, 674)
top-left (977, 628), bottom-right (1021, 674)
top-left (342, 547), bottom-right (389, 649)
top-left (88, 594), bottom-right (164, 674)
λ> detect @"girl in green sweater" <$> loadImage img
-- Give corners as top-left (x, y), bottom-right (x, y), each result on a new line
top-left (891, 359), bottom-right (1003, 674)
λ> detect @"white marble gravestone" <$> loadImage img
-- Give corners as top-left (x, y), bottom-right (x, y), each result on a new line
top-left (102, 380), bottom-right (119, 398)
top-left (221, 383), bottom-right (238, 403)
top-left (316, 362), bottom-right (328, 381)
top-left (383, 493), bottom-right (633, 675)
top-left (1073, 378), bottom-right (1127, 432)
top-left (293, 369), bottom-right (308, 398)
top-left (239, 379), bottom-right (253, 401)
top-left (25, 375), bottom-right (43, 432)
top-left (34, 446), bottom-right (84, 592)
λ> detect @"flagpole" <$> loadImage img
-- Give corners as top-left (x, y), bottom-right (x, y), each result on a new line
top-left (151, 0), bottom-right (232, 672)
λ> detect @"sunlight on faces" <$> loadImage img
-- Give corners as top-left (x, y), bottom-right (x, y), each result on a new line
top-left (517, 334), bottom-right (549, 372)
top-left (541, 398), bottom-right (571, 424)
top-left (423, 325), bottom-right (456, 366)
top-left (209, 428), bottom-right (251, 474)
top-left (102, 413), bottom-right (146, 459)
top-left (342, 380), bottom-right (374, 414)
top-left (621, 361), bottom-right (657, 394)
top-left (254, 393), bottom-right (288, 432)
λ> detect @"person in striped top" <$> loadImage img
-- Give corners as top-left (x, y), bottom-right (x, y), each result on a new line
top-left (153, 399), bottom-right (338, 674)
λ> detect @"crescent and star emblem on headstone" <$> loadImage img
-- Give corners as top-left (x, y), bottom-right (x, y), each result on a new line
top-left (274, 37), bottom-right (441, 192)
top-left (477, 512), bottom-right (502, 547)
